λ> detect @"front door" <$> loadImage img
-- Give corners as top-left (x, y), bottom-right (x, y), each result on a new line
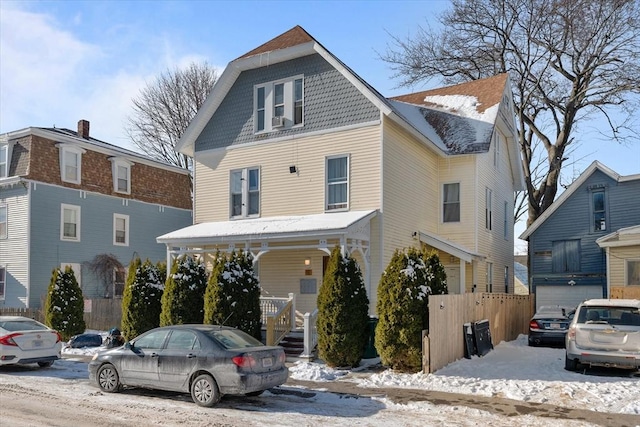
top-left (445, 267), bottom-right (461, 294)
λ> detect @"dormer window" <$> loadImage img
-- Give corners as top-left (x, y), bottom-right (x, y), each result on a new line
top-left (56, 143), bottom-right (86, 184)
top-left (0, 144), bottom-right (8, 178)
top-left (109, 157), bottom-right (133, 194)
top-left (254, 75), bottom-right (304, 133)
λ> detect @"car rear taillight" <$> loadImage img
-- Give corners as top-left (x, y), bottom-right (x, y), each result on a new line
top-left (0, 333), bottom-right (20, 346)
top-left (232, 355), bottom-right (256, 369)
top-left (54, 331), bottom-right (62, 343)
top-left (567, 326), bottom-right (576, 340)
top-left (529, 320), bottom-right (539, 330)
top-left (278, 350), bottom-right (286, 364)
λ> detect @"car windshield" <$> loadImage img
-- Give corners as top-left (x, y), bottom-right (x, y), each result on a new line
top-left (577, 306), bottom-right (640, 325)
top-left (207, 329), bottom-right (263, 349)
top-left (0, 319), bottom-right (46, 332)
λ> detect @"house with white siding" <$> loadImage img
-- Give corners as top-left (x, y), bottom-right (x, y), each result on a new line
top-left (157, 26), bottom-right (525, 317)
top-left (0, 120), bottom-right (192, 308)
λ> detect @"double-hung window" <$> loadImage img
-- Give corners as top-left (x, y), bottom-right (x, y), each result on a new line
top-left (627, 260), bottom-right (640, 286)
top-left (443, 183), bottom-right (460, 223)
top-left (57, 144), bottom-right (85, 184)
top-left (254, 75), bottom-right (304, 132)
top-left (0, 265), bottom-right (5, 300)
top-left (485, 188), bottom-right (493, 231)
top-left (493, 131), bottom-right (501, 170)
top-left (110, 157), bottom-right (133, 194)
top-left (61, 204), bottom-right (81, 241)
top-left (326, 155), bottom-right (349, 211)
top-left (0, 205), bottom-right (6, 239)
top-left (0, 144), bottom-right (8, 177)
top-left (230, 167), bottom-right (260, 218)
top-left (114, 214), bottom-right (129, 246)
top-left (591, 188), bottom-right (607, 232)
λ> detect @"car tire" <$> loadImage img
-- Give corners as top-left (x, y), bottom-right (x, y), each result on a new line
top-left (245, 390), bottom-right (265, 397)
top-left (37, 361), bottom-right (54, 368)
top-left (97, 363), bottom-right (122, 392)
top-left (191, 374), bottom-right (221, 407)
top-left (564, 354), bottom-right (579, 371)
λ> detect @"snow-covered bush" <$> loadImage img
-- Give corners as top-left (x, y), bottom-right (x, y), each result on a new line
top-left (375, 247), bottom-right (446, 372)
top-left (160, 255), bottom-right (207, 326)
top-left (317, 246), bottom-right (369, 368)
top-left (204, 250), bottom-right (261, 339)
top-left (44, 266), bottom-right (86, 341)
top-left (121, 257), bottom-right (165, 340)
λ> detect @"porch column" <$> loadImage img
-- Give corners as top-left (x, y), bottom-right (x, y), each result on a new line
top-left (459, 261), bottom-right (466, 294)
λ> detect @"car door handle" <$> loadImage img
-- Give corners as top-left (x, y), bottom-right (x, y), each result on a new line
top-left (186, 353), bottom-right (196, 359)
top-left (149, 352), bottom-right (158, 358)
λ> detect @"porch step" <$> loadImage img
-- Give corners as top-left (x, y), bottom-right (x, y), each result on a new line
top-left (279, 331), bottom-right (308, 359)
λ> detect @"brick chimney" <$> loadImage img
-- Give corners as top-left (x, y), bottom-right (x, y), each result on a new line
top-left (78, 119), bottom-right (90, 139)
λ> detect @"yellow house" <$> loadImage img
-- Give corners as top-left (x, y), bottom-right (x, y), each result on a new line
top-left (157, 26), bottom-right (525, 318)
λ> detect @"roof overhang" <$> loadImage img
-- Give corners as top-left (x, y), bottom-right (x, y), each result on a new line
top-left (157, 210), bottom-right (377, 247)
top-left (596, 225), bottom-right (640, 248)
top-left (418, 231), bottom-right (484, 263)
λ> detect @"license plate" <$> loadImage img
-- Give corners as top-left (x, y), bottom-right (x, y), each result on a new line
top-left (33, 340), bottom-right (43, 347)
top-left (262, 357), bottom-right (273, 368)
top-left (550, 323), bottom-right (561, 329)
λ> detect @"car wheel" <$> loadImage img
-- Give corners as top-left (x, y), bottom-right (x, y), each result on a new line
top-left (564, 354), bottom-right (579, 371)
top-left (37, 361), bottom-right (54, 368)
top-left (191, 374), bottom-right (220, 407)
top-left (97, 363), bottom-right (122, 392)
top-left (245, 390), bottom-right (265, 397)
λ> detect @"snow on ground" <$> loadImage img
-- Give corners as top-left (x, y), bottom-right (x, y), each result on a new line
top-left (62, 333), bottom-right (640, 416)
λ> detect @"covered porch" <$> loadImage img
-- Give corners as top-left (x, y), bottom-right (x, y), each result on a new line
top-left (157, 210), bottom-right (378, 358)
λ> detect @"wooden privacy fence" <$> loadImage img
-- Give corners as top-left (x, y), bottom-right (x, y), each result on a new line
top-left (424, 293), bottom-right (534, 373)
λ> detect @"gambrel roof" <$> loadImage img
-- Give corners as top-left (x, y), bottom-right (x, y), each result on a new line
top-left (177, 26), bottom-right (523, 188)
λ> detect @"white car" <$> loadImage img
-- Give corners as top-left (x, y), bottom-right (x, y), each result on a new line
top-left (0, 316), bottom-right (63, 367)
top-left (565, 299), bottom-right (640, 371)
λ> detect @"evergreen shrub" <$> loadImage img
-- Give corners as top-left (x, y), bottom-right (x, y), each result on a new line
top-left (160, 255), bottom-right (207, 326)
top-left (121, 257), bottom-right (165, 340)
top-left (44, 266), bottom-right (86, 341)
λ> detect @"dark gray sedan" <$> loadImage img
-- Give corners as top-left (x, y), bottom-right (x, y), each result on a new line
top-left (88, 325), bottom-right (288, 407)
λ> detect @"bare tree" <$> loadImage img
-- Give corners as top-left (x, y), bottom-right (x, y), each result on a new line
top-left (382, 0), bottom-right (640, 226)
top-left (126, 62), bottom-right (218, 172)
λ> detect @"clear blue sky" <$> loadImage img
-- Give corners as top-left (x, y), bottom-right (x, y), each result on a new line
top-left (1, 0), bottom-right (638, 251)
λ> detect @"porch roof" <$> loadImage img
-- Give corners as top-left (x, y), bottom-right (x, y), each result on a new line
top-left (157, 210), bottom-right (377, 247)
top-left (418, 230), bottom-right (484, 263)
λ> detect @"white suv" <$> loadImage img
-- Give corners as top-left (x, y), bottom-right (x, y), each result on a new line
top-left (565, 299), bottom-right (640, 371)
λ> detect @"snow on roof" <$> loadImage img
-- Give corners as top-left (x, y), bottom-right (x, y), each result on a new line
top-left (157, 210), bottom-right (377, 244)
top-left (423, 94), bottom-right (499, 124)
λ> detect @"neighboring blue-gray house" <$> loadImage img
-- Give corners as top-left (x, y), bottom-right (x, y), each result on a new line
top-left (520, 161), bottom-right (640, 310)
top-left (0, 120), bottom-right (192, 308)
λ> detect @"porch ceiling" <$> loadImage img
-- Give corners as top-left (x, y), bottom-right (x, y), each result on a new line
top-left (157, 210), bottom-right (377, 247)
top-left (418, 230), bottom-right (484, 263)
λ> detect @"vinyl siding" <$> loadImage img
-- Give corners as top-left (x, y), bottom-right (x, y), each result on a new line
top-left (607, 245), bottom-right (640, 287)
top-left (27, 182), bottom-right (192, 307)
top-left (0, 184), bottom-right (30, 307)
top-left (528, 170), bottom-right (640, 297)
top-left (194, 125), bottom-right (381, 222)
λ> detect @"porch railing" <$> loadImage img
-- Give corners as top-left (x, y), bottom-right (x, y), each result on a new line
top-left (260, 293), bottom-right (295, 346)
top-left (300, 308), bottom-right (319, 359)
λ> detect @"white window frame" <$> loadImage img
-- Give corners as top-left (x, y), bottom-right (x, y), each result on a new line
top-left (0, 265), bottom-right (5, 300)
top-left (0, 204), bottom-right (6, 239)
top-left (110, 157), bottom-right (133, 194)
top-left (325, 155), bottom-right (349, 211)
top-left (230, 167), bottom-right (260, 219)
top-left (57, 144), bottom-right (86, 184)
top-left (626, 259), bottom-right (640, 287)
top-left (113, 213), bottom-right (129, 246)
top-left (254, 75), bottom-right (304, 133)
top-left (485, 187), bottom-right (493, 231)
top-left (590, 187), bottom-right (608, 232)
top-left (442, 182), bottom-right (460, 223)
top-left (503, 200), bottom-right (508, 240)
top-left (60, 204), bottom-right (81, 241)
top-left (493, 131), bottom-right (501, 170)
top-left (113, 268), bottom-right (126, 298)
top-left (487, 262), bottom-right (493, 292)
top-left (0, 144), bottom-right (8, 178)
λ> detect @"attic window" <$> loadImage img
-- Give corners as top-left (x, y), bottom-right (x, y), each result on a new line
top-left (56, 143), bottom-right (86, 184)
top-left (109, 157), bottom-right (134, 194)
top-left (254, 75), bottom-right (304, 133)
top-left (0, 144), bottom-right (8, 178)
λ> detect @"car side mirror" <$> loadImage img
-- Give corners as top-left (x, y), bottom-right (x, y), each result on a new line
top-left (124, 342), bottom-right (133, 350)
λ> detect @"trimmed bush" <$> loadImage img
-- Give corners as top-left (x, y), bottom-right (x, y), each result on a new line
top-left (121, 257), bottom-right (165, 340)
top-left (204, 250), bottom-right (262, 339)
top-left (375, 247), bottom-right (444, 372)
top-left (317, 246), bottom-right (370, 368)
top-left (44, 266), bottom-right (86, 341)
top-left (160, 255), bottom-right (207, 326)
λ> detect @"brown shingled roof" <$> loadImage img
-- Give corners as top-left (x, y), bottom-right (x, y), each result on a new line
top-left (237, 25), bottom-right (315, 60)
top-left (390, 74), bottom-right (508, 114)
